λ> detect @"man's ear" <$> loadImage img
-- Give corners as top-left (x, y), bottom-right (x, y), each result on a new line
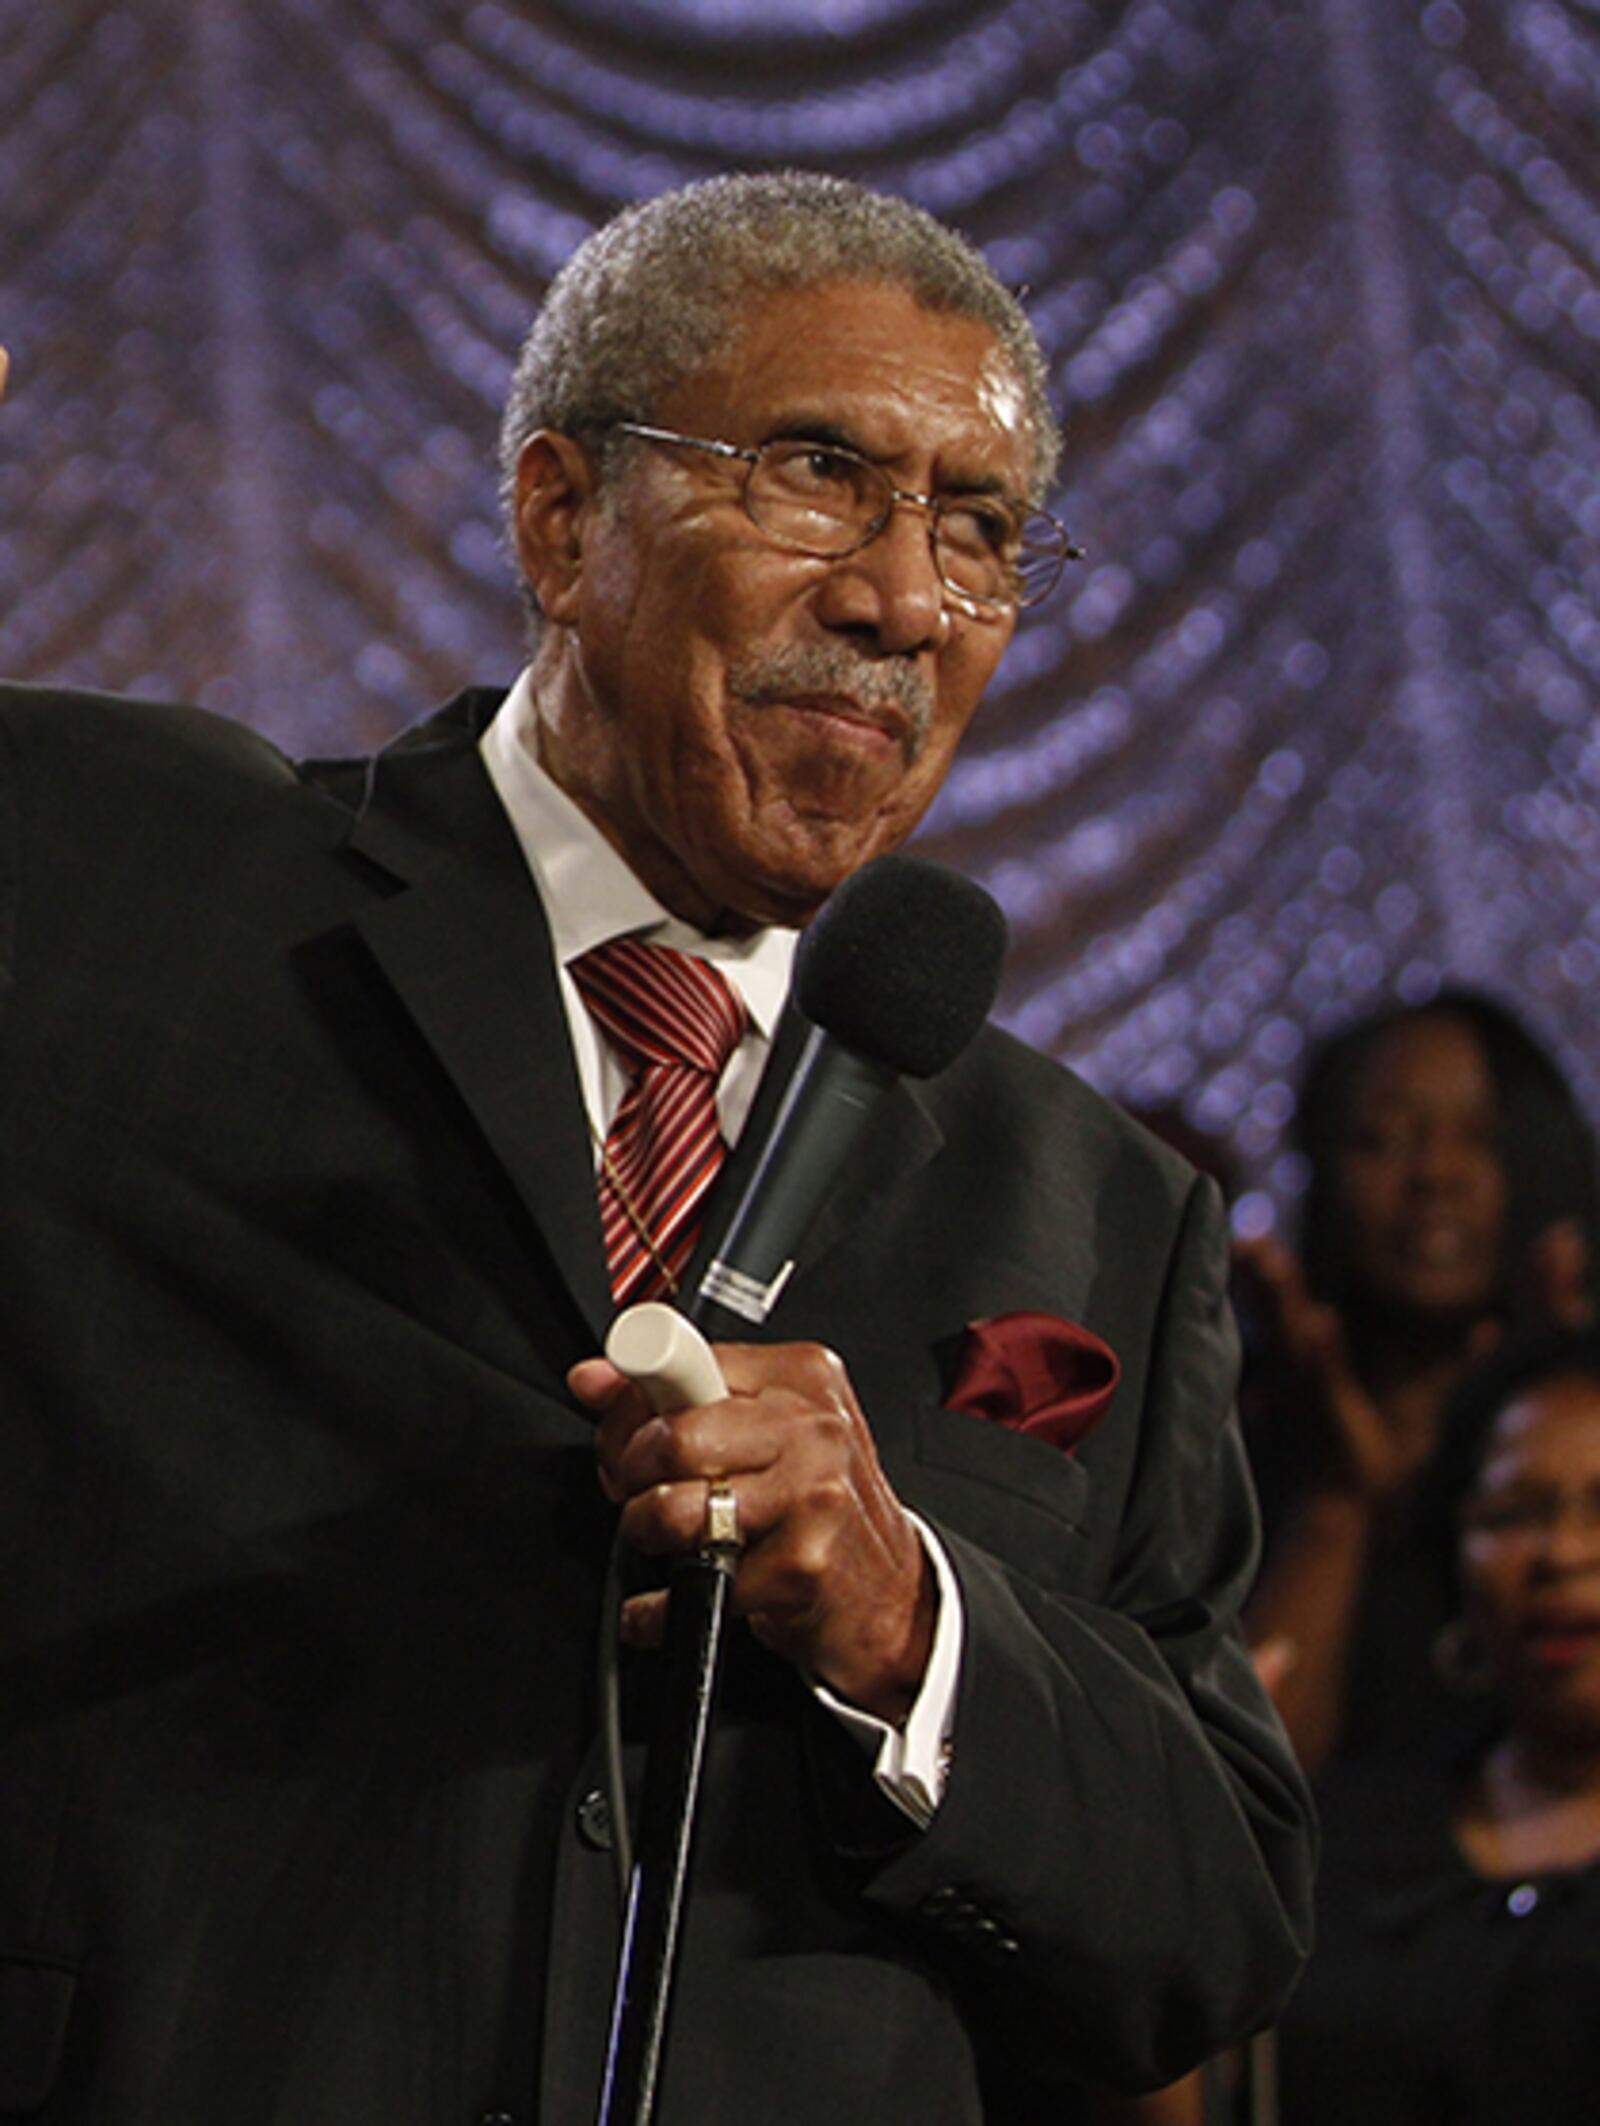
top-left (512, 430), bottom-right (599, 627)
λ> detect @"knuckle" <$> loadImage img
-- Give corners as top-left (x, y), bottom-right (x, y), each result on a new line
top-left (788, 1530), bottom-right (835, 1587)
top-left (768, 1503), bottom-right (843, 1592)
top-left (620, 1412), bottom-right (710, 1489)
top-left (788, 1341), bottom-right (847, 1396)
top-left (810, 1401), bottom-right (856, 1455)
top-left (755, 1555), bottom-right (819, 1617)
top-left (659, 1480), bottom-right (704, 1545)
top-left (799, 1467), bottom-right (853, 1522)
top-left (620, 1480), bottom-right (701, 1553)
top-left (653, 1412), bottom-right (708, 1480)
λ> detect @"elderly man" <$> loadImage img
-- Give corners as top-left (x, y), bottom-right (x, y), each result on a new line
top-left (0, 174), bottom-right (1311, 2125)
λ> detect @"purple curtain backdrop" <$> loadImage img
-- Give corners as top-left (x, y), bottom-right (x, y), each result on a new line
top-left (4, 0), bottom-right (1597, 1222)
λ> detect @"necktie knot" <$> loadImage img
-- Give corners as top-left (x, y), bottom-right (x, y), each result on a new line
top-left (571, 936), bottom-right (745, 1081)
top-left (570, 938), bottom-right (747, 1307)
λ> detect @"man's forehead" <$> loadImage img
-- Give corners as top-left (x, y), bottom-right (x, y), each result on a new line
top-left (664, 278), bottom-right (1035, 484)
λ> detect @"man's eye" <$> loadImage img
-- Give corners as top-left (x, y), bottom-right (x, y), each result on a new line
top-left (942, 500), bottom-right (1018, 557)
top-left (787, 446), bottom-right (858, 489)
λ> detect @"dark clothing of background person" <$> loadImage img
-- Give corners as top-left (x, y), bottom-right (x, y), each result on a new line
top-left (0, 683), bottom-right (1311, 2125)
top-left (1277, 1742), bottom-right (1600, 2125)
top-left (1245, 1413), bottom-right (1479, 1761)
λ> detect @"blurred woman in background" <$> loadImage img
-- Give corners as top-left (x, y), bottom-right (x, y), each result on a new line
top-left (1241, 990), bottom-right (1599, 1772)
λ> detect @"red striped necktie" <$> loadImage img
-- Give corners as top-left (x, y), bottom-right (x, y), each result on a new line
top-left (570, 937), bottom-right (748, 1309)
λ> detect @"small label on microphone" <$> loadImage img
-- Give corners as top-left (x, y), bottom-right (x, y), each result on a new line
top-left (697, 1257), bottom-right (795, 1324)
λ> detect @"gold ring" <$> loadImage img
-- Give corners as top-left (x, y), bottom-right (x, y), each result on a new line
top-left (701, 1478), bottom-right (743, 1554)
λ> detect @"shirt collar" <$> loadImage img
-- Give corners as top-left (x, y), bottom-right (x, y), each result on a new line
top-left (479, 669), bottom-right (797, 1039)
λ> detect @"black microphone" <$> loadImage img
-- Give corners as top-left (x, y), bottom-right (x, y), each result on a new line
top-left (683, 852), bottom-right (1007, 1337)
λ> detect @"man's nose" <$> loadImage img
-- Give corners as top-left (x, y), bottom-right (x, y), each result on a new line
top-left (814, 495), bottom-right (953, 655)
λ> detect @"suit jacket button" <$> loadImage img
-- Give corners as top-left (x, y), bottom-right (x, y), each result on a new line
top-left (577, 1786), bottom-right (615, 1851)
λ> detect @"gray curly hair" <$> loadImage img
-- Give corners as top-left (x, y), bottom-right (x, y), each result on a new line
top-left (496, 171), bottom-right (1060, 561)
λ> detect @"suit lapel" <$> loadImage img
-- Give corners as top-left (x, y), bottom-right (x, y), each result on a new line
top-left (337, 695), bottom-right (615, 1342)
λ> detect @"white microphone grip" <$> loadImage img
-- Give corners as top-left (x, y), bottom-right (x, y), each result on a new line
top-left (606, 1302), bottom-right (727, 1413)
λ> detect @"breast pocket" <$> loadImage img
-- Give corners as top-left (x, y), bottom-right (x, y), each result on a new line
top-left (904, 1405), bottom-right (1096, 1600)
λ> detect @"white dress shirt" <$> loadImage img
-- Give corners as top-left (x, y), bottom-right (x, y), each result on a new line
top-left (480, 671), bottom-right (960, 1824)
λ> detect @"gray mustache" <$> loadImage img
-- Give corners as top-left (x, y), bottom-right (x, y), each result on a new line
top-left (729, 645), bottom-right (933, 757)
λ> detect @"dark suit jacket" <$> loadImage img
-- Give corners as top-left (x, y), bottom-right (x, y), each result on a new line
top-left (0, 683), bottom-right (1313, 2125)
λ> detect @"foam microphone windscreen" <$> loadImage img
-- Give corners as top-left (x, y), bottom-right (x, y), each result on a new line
top-left (793, 852), bottom-right (1007, 1079)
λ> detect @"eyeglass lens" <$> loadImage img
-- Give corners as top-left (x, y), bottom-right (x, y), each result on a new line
top-left (744, 440), bottom-right (1062, 608)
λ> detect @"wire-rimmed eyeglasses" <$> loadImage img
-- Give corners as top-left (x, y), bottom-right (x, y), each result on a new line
top-left (608, 420), bottom-right (1083, 614)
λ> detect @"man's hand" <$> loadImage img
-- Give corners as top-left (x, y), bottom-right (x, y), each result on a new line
top-left (569, 1340), bottom-right (936, 1726)
top-left (0, 347), bottom-right (9, 401)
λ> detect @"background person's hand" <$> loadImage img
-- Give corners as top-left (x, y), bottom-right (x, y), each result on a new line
top-left (1523, 1216), bottom-right (1595, 1332)
top-left (1233, 1232), bottom-right (1432, 1506)
top-left (1250, 1634), bottom-right (1299, 1704)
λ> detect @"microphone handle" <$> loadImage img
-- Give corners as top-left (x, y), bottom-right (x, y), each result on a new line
top-left (689, 1025), bottom-right (896, 1338)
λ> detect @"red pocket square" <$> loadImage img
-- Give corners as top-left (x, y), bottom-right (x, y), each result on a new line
top-left (944, 1311), bottom-right (1120, 1453)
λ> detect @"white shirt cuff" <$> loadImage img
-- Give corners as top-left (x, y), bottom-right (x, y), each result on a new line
top-left (809, 1511), bottom-right (962, 1829)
